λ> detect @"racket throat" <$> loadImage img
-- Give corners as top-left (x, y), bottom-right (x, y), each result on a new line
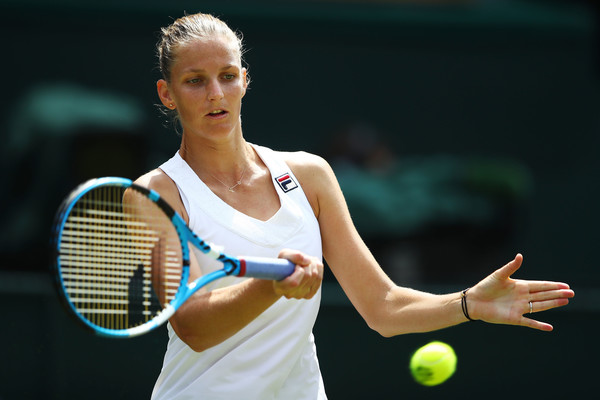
top-left (220, 257), bottom-right (242, 276)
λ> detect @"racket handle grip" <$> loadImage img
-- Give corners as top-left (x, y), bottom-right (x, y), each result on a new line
top-left (239, 257), bottom-right (296, 281)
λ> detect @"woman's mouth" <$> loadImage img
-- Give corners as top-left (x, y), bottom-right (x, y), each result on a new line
top-left (207, 109), bottom-right (228, 118)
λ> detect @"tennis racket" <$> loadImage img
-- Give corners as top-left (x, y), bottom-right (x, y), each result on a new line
top-left (52, 177), bottom-right (295, 338)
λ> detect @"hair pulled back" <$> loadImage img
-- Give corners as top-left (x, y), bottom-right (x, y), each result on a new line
top-left (156, 13), bottom-right (245, 82)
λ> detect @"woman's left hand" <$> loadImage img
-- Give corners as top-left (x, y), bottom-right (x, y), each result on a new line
top-left (467, 254), bottom-right (575, 331)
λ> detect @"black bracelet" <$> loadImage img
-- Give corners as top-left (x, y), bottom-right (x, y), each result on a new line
top-left (461, 288), bottom-right (474, 321)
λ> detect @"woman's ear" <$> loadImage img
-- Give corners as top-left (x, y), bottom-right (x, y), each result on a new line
top-left (157, 79), bottom-right (175, 109)
top-left (241, 68), bottom-right (249, 97)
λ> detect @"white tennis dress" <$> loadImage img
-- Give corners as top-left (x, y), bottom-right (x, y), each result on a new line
top-left (151, 144), bottom-right (327, 400)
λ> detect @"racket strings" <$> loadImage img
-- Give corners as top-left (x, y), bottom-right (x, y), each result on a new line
top-left (58, 185), bottom-right (183, 330)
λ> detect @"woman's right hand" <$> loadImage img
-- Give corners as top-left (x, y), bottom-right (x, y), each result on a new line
top-left (273, 249), bottom-right (324, 300)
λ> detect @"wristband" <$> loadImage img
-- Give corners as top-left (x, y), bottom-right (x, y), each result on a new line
top-left (461, 288), bottom-right (474, 321)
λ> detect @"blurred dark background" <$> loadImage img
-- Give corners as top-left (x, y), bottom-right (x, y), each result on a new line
top-left (0, 0), bottom-right (597, 398)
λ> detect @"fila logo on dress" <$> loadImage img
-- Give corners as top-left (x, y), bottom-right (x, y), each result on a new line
top-left (275, 173), bottom-right (298, 193)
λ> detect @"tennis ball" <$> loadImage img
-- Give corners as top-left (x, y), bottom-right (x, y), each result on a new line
top-left (410, 341), bottom-right (457, 386)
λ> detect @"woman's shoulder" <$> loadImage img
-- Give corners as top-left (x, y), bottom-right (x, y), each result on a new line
top-left (134, 168), bottom-right (173, 192)
top-left (272, 149), bottom-right (338, 218)
top-left (275, 149), bottom-right (331, 175)
top-left (133, 168), bottom-right (187, 218)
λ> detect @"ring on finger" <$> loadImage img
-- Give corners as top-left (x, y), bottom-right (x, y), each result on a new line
top-left (529, 301), bottom-right (533, 314)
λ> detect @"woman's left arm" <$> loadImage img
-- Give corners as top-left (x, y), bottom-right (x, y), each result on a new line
top-left (287, 152), bottom-right (574, 335)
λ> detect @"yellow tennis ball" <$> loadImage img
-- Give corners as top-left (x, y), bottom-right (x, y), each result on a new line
top-left (410, 341), bottom-right (457, 386)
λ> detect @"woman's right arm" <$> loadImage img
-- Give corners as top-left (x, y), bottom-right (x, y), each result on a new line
top-left (133, 170), bottom-right (322, 352)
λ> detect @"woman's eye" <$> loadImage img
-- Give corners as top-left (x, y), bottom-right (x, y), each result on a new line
top-left (187, 78), bottom-right (201, 84)
top-left (223, 74), bottom-right (235, 80)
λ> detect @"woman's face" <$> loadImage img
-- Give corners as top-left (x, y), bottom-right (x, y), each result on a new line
top-left (158, 35), bottom-right (247, 141)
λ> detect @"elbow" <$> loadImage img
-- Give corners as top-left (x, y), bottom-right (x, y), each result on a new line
top-left (180, 334), bottom-right (210, 353)
top-left (362, 298), bottom-right (416, 338)
top-left (364, 312), bottom-right (402, 338)
top-left (171, 323), bottom-right (212, 353)
top-left (367, 321), bottom-right (398, 338)
top-left (372, 328), bottom-right (395, 338)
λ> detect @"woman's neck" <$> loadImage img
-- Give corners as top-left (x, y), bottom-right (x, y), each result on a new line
top-left (179, 134), bottom-right (254, 183)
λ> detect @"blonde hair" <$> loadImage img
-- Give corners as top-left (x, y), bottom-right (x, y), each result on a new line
top-left (156, 13), bottom-right (245, 82)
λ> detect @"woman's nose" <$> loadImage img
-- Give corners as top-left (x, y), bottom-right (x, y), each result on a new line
top-left (207, 79), bottom-right (224, 101)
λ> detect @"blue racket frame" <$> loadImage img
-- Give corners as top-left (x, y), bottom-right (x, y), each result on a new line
top-left (52, 177), bottom-right (295, 338)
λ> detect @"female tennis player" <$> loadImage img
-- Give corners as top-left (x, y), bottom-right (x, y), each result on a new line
top-left (137, 13), bottom-right (574, 400)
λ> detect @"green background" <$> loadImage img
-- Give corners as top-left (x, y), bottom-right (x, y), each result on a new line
top-left (0, 0), bottom-right (597, 398)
